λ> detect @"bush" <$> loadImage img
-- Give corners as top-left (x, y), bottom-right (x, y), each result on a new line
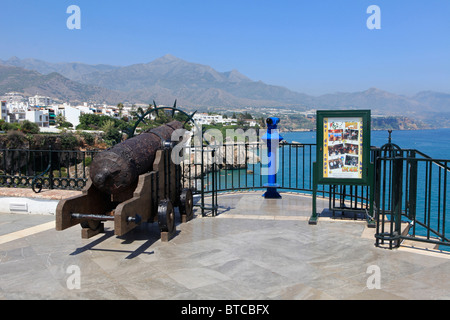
top-left (20, 120), bottom-right (40, 134)
top-left (80, 132), bottom-right (95, 146)
top-left (6, 130), bottom-right (28, 149)
top-left (58, 121), bottom-right (73, 128)
top-left (0, 121), bottom-right (20, 132)
top-left (58, 132), bottom-right (80, 150)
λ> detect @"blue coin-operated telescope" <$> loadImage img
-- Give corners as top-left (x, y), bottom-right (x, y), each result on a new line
top-left (261, 117), bottom-right (283, 199)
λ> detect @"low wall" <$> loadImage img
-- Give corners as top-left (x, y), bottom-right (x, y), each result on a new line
top-left (0, 188), bottom-right (81, 215)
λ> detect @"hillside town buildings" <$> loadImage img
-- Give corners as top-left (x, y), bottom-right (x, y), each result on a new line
top-left (0, 92), bottom-right (255, 131)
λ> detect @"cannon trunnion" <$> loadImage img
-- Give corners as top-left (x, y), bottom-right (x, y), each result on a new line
top-left (55, 121), bottom-right (194, 241)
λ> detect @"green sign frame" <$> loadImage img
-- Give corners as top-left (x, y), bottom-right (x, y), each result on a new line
top-left (316, 110), bottom-right (371, 185)
top-left (310, 110), bottom-right (374, 225)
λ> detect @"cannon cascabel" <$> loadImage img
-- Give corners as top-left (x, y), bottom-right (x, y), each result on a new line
top-left (90, 121), bottom-right (184, 195)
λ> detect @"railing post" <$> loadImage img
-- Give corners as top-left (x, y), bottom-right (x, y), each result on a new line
top-left (201, 144), bottom-right (205, 217)
top-left (391, 155), bottom-right (403, 248)
top-left (309, 162), bottom-right (318, 225)
top-left (375, 130), bottom-right (404, 248)
top-left (49, 146), bottom-right (54, 190)
top-left (211, 149), bottom-right (217, 217)
top-left (407, 150), bottom-right (417, 221)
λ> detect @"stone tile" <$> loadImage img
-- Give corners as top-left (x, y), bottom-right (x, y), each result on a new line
top-left (346, 289), bottom-right (406, 300)
top-left (166, 267), bottom-right (231, 290)
top-left (118, 273), bottom-right (195, 300)
top-left (266, 283), bottom-right (336, 300)
top-left (193, 279), bottom-right (267, 300)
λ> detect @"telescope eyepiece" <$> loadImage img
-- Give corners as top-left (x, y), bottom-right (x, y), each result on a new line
top-left (266, 117), bottom-right (280, 127)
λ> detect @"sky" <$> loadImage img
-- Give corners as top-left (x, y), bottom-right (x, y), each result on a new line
top-left (1, 0), bottom-right (449, 96)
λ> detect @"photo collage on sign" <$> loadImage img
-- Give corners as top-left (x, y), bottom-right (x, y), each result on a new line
top-left (324, 118), bottom-right (362, 179)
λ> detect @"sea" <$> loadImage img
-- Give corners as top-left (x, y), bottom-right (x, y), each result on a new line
top-left (282, 128), bottom-right (450, 159)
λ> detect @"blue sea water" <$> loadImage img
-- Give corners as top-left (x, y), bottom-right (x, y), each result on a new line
top-left (282, 128), bottom-right (450, 159)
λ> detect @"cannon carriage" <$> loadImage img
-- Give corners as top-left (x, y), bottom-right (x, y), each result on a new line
top-left (55, 120), bottom-right (194, 241)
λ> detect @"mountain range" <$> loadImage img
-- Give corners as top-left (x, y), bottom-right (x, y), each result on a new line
top-left (1, 54), bottom-right (449, 122)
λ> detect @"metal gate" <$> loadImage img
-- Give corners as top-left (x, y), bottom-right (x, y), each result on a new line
top-left (373, 135), bottom-right (450, 249)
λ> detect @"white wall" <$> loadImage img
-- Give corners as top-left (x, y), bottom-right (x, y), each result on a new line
top-left (0, 197), bottom-right (58, 215)
top-left (64, 105), bottom-right (81, 127)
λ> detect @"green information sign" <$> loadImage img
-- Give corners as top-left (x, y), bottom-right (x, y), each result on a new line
top-left (316, 110), bottom-right (371, 185)
top-left (310, 110), bottom-right (374, 225)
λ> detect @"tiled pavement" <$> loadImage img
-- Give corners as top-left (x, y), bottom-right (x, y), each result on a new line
top-left (0, 191), bottom-right (449, 300)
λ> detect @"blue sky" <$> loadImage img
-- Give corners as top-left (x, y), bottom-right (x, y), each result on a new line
top-left (1, 0), bottom-right (449, 95)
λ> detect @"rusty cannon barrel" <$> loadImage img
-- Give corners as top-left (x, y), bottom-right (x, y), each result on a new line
top-left (90, 120), bottom-right (184, 195)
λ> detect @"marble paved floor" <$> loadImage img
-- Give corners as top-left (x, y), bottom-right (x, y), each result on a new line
top-left (0, 192), bottom-right (449, 300)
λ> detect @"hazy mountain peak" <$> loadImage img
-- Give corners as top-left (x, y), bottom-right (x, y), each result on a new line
top-left (365, 87), bottom-right (383, 93)
top-left (224, 69), bottom-right (251, 82)
top-left (152, 54), bottom-right (184, 64)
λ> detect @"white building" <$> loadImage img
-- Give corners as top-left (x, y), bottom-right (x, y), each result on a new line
top-left (1, 92), bottom-right (25, 104)
top-left (25, 109), bottom-right (49, 127)
top-left (1, 101), bottom-right (7, 121)
top-left (72, 104), bottom-right (91, 115)
top-left (244, 119), bottom-right (257, 127)
top-left (63, 105), bottom-right (82, 128)
top-left (54, 104), bottom-right (82, 128)
top-left (193, 113), bottom-right (224, 125)
top-left (28, 95), bottom-right (52, 107)
top-left (6, 102), bottom-right (26, 123)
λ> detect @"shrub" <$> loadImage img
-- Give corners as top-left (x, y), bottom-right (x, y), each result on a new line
top-left (80, 132), bottom-right (95, 146)
top-left (58, 132), bottom-right (80, 150)
top-left (6, 130), bottom-right (28, 149)
top-left (20, 120), bottom-right (40, 134)
top-left (58, 121), bottom-right (73, 128)
top-left (102, 120), bottom-right (122, 146)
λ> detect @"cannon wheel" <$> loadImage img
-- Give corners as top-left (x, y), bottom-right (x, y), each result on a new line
top-left (158, 200), bottom-right (175, 233)
top-left (179, 188), bottom-right (194, 221)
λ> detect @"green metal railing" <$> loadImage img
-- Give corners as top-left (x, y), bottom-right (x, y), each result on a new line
top-left (373, 144), bottom-right (450, 250)
top-left (180, 142), bottom-right (372, 217)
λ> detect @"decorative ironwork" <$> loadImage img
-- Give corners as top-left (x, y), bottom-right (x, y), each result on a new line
top-left (0, 148), bottom-right (99, 191)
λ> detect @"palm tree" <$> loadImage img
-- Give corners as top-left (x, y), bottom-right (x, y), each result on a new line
top-left (117, 103), bottom-right (124, 118)
top-left (55, 114), bottom-right (67, 127)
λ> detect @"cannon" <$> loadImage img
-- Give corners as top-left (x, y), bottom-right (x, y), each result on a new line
top-left (55, 121), bottom-right (194, 241)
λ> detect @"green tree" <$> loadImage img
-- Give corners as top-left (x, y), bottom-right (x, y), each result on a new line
top-left (80, 131), bottom-right (95, 146)
top-left (102, 120), bottom-right (122, 146)
top-left (55, 114), bottom-right (67, 127)
top-left (0, 120), bottom-right (20, 132)
top-left (77, 113), bottom-right (128, 131)
top-left (117, 103), bottom-right (124, 118)
top-left (20, 120), bottom-right (40, 134)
